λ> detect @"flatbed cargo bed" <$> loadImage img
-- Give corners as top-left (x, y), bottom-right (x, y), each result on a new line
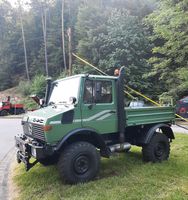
top-left (125, 106), bottom-right (175, 127)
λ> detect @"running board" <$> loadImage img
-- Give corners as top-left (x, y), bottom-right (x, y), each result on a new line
top-left (109, 142), bottom-right (131, 153)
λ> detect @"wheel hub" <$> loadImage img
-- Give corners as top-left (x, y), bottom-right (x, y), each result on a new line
top-left (154, 142), bottom-right (165, 158)
top-left (74, 155), bottom-right (89, 174)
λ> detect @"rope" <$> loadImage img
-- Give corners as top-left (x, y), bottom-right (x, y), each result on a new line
top-left (73, 53), bottom-right (135, 99)
top-left (72, 53), bottom-right (107, 76)
top-left (72, 53), bottom-right (188, 123)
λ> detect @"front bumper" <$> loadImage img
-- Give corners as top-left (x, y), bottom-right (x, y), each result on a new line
top-left (15, 135), bottom-right (52, 171)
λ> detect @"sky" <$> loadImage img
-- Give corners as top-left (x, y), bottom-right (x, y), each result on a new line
top-left (7, 0), bottom-right (31, 9)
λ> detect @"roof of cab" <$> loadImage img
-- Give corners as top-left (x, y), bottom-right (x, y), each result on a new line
top-left (54, 74), bottom-right (118, 83)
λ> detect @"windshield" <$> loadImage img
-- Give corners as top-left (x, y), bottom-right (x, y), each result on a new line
top-left (48, 77), bottom-right (81, 105)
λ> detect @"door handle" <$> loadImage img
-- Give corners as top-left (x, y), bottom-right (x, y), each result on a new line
top-left (88, 104), bottom-right (93, 110)
top-left (109, 110), bottom-right (116, 114)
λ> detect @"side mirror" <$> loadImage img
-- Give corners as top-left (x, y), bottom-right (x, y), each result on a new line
top-left (69, 97), bottom-right (77, 105)
top-left (30, 95), bottom-right (40, 105)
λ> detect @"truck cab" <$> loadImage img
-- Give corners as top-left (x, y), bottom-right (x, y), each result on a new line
top-left (15, 68), bottom-right (175, 184)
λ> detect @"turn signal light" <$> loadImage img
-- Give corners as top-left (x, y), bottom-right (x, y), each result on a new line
top-left (43, 125), bottom-right (52, 132)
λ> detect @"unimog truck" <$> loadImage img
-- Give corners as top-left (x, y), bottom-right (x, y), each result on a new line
top-left (15, 67), bottom-right (175, 184)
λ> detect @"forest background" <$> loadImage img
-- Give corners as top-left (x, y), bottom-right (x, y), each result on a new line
top-left (0, 0), bottom-right (188, 102)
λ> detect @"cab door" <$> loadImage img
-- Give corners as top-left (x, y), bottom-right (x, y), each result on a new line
top-left (81, 78), bottom-right (118, 134)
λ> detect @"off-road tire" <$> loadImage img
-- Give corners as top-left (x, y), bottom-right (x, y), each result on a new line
top-left (0, 110), bottom-right (9, 116)
top-left (58, 141), bottom-right (100, 184)
top-left (142, 132), bottom-right (170, 162)
top-left (15, 108), bottom-right (25, 115)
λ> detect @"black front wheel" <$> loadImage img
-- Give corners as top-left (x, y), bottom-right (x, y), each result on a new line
top-left (58, 142), bottom-right (100, 184)
top-left (0, 110), bottom-right (9, 116)
top-left (142, 133), bottom-right (170, 162)
top-left (14, 108), bottom-right (25, 115)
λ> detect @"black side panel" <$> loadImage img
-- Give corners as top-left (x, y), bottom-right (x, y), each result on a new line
top-left (61, 110), bottom-right (74, 124)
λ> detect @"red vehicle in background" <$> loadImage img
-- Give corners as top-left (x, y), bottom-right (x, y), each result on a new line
top-left (176, 96), bottom-right (188, 118)
top-left (0, 96), bottom-right (25, 116)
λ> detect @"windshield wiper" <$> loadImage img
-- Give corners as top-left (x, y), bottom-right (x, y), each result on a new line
top-left (57, 101), bottom-right (69, 107)
top-left (58, 101), bottom-right (67, 104)
top-left (48, 101), bottom-right (55, 106)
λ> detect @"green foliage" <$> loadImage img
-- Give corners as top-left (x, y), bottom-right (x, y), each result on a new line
top-left (146, 0), bottom-right (188, 99)
top-left (99, 9), bottom-right (152, 89)
top-left (30, 74), bottom-right (46, 98)
top-left (18, 74), bottom-right (46, 98)
top-left (21, 97), bottom-right (39, 110)
top-left (76, 6), bottom-right (152, 93)
top-left (18, 81), bottom-right (31, 96)
top-left (0, 0), bottom-right (155, 91)
top-left (177, 68), bottom-right (188, 97)
top-left (4, 0), bottom-right (185, 102)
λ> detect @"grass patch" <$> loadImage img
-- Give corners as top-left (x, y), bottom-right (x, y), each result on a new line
top-left (13, 134), bottom-right (188, 200)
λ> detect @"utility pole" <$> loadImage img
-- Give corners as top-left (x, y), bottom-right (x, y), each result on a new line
top-left (18, 0), bottom-right (30, 81)
top-left (61, 0), bottom-right (67, 74)
top-left (67, 27), bottom-right (72, 76)
top-left (41, 6), bottom-right (48, 77)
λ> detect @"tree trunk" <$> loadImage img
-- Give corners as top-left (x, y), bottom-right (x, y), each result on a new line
top-left (61, 0), bottom-right (67, 74)
top-left (67, 27), bottom-right (72, 76)
top-left (42, 8), bottom-right (49, 77)
top-left (18, 0), bottom-right (30, 81)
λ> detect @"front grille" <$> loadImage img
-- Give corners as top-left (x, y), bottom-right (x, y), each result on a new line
top-left (23, 122), bottom-right (45, 141)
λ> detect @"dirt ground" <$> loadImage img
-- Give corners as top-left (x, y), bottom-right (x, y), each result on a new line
top-left (0, 87), bottom-right (24, 103)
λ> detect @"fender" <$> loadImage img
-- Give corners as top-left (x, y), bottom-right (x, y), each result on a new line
top-left (144, 123), bottom-right (175, 144)
top-left (54, 128), bottom-right (110, 157)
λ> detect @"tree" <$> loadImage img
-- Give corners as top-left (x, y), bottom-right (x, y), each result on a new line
top-left (0, 0), bottom-right (156, 93)
top-left (61, 0), bottom-right (67, 72)
top-left (76, 7), bottom-right (152, 92)
top-left (146, 0), bottom-right (188, 99)
top-left (18, 0), bottom-right (30, 81)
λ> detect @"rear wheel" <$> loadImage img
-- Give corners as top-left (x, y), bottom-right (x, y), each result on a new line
top-left (142, 132), bottom-right (170, 162)
top-left (58, 142), bottom-right (100, 184)
top-left (0, 110), bottom-right (9, 116)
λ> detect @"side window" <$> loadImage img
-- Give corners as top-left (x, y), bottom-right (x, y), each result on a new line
top-left (95, 81), bottom-right (112, 103)
top-left (83, 80), bottom-right (112, 104)
top-left (83, 80), bottom-right (93, 104)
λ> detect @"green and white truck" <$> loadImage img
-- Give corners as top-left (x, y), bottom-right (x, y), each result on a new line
top-left (15, 67), bottom-right (175, 184)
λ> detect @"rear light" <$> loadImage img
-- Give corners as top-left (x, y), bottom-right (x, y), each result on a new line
top-left (179, 107), bottom-right (187, 114)
top-left (43, 125), bottom-right (52, 132)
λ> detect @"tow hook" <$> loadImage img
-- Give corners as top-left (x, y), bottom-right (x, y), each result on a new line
top-left (25, 159), bottom-right (38, 171)
top-left (17, 151), bottom-right (38, 171)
